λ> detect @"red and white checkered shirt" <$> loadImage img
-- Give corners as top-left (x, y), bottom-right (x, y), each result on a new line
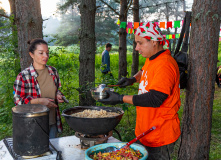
top-left (13, 64), bottom-right (63, 132)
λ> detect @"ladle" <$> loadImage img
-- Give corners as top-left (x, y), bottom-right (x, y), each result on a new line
top-left (97, 84), bottom-right (107, 92)
top-left (104, 126), bottom-right (156, 153)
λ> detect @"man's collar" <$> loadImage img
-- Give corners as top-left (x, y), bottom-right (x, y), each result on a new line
top-left (149, 50), bottom-right (165, 60)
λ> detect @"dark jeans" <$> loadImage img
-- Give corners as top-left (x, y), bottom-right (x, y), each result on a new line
top-left (137, 140), bottom-right (176, 160)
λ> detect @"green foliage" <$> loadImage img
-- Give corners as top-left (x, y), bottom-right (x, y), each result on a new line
top-left (0, 12), bottom-right (20, 139)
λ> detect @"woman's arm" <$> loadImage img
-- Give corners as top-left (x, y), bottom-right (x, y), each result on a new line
top-left (13, 74), bottom-right (34, 105)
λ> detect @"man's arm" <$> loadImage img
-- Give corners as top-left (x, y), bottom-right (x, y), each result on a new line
top-left (133, 70), bottom-right (142, 82)
top-left (123, 90), bottom-right (168, 107)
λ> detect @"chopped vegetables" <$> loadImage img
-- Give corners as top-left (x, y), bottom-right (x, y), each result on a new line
top-left (90, 146), bottom-right (142, 160)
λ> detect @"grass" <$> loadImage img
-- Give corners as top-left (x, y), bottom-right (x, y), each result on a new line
top-left (0, 43), bottom-right (220, 159)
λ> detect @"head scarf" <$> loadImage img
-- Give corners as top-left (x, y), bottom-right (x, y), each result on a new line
top-left (135, 22), bottom-right (169, 47)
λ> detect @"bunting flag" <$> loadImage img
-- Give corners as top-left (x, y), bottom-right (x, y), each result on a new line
top-left (159, 22), bottom-right (166, 29)
top-left (127, 22), bottom-right (133, 28)
top-left (167, 21), bottom-right (172, 29)
top-left (120, 22), bottom-right (127, 29)
top-left (118, 20), bottom-right (187, 30)
top-left (134, 22), bottom-right (139, 29)
top-left (175, 34), bottom-right (180, 38)
top-left (117, 19), bottom-right (120, 25)
top-left (169, 34), bottom-right (172, 39)
top-left (174, 21), bottom-right (181, 28)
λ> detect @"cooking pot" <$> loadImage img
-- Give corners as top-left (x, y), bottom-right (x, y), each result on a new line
top-left (12, 104), bottom-right (49, 156)
top-left (62, 106), bottom-right (124, 135)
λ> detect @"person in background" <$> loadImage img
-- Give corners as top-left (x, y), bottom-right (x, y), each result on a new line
top-left (13, 38), bottom-right (64, 138)
top-left (99, 22), bottom-right (181, 160)
top-left (101, 43), bottom-right (112, 74)
top-left (216, 65), bottom-right (221, 88)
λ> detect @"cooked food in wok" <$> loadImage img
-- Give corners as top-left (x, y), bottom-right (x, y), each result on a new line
top-left (90, 146), bottom-right (142, 160)
top-left (71, 109), bottom-right (120, 118)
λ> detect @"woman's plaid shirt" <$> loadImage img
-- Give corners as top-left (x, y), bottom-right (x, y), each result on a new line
top-left (13, 64), bottom-right (63, 132)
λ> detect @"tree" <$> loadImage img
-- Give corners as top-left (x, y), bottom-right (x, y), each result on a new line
top-left (79, 0), bottom-right (96, 106)
top-left (118, 0), bottom-right (129, 79)
top-left (131, 0), bottom-right (139, 76)
top-left (178, 0), bottom-right (221, 159)
top-left (9, 0), bottom-right (43, 70)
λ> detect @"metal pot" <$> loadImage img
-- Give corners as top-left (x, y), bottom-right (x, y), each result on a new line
top-left (62, 106), bottom-right (124, 135)
top-left (12, 104), bottom-right (49, 156)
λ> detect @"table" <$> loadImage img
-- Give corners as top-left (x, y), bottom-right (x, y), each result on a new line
top-left (0, 136), bottom-right (121, 160)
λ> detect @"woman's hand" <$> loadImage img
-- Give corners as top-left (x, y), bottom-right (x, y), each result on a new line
top-left (56, 94), bottom-right (64, 103)
top-left (39, 98), bottom-right (58, 108)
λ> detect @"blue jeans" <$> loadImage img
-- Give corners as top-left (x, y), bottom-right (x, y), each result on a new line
top-left (49, 124), bottom-right (58, 139)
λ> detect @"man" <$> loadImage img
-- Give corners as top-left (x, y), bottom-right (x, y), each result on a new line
top-left (101, 43), bottom-right (112, 74)
top-left (99, 22), bottom-right (181, 160)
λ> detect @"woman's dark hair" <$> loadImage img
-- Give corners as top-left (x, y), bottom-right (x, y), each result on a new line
top-left (28, 38), bottom-right (48, 53)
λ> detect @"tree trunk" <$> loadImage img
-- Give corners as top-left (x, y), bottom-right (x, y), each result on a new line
top-left (165, 2), bottom-right (171, 51)
top-left (8, 0), bottom-right (18, 55)
top-left (118, 0), bottom-right (128, 80)
top-left (131, 0), bottom-right (139, 76)
top-left (178, 0), bottom-right (221, 159)
top-left (14, 0), bottom-right (43, 70)
top-left (172, 1), bottom-right (179, 55)
top-left (79, 0), bottom-right (96, 106)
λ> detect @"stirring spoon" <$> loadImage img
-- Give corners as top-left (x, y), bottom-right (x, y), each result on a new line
top-left (104, 126), bottom-right (156, 152)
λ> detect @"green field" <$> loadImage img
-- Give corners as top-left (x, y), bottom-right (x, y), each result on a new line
top-left (0, 44), bottom-right (220, 159)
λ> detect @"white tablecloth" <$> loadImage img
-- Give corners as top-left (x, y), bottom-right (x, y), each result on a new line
top-left (0, 136), bottom-right (121, 160)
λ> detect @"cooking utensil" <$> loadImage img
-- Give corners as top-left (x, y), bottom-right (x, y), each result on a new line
top-left (104, 126), bottom-right (156, 152)
top-left (62, 96), bottom-right (69, 103)
top-left (62, 106), bottom-right (124, 135)
top-left (90, 85), bottom-right (114, 101)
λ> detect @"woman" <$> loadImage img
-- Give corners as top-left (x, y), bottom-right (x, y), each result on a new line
top-left (13, 38), bottom-right (64, 138)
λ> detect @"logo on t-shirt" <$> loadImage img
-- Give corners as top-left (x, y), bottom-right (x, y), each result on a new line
top-left (138, 70), bottom-right (148, 95)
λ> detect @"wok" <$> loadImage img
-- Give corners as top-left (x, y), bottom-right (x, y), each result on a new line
top-left (62, 106), bottom-right (124, 135)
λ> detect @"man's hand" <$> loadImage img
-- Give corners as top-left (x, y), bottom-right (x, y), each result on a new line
top-left (116, 77), bottom-right (137, 87)
top-left (98, 90), bottom-right (124, 105)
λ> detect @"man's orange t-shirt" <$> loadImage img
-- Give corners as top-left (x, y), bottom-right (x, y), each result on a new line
top-left (135, 49), bottom-right (181, 147)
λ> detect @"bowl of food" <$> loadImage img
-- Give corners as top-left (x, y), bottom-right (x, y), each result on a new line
top-left (62, 106), bottom-right (124, 135)
top-left (85, 142), bottom-right (148, 160)
top-left (90, 84), bottom-right (113, 100)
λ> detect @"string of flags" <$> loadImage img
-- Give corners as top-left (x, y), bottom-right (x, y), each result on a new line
top-left (117, 19), bottom-right (221, 40)
top-left (117, 19), bottom-right (186, 30)
top-left (117, 19), bottom-right (189, 39)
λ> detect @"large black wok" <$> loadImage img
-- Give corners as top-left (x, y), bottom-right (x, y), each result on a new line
top-left (62, 106), bottom-right (124, 135)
